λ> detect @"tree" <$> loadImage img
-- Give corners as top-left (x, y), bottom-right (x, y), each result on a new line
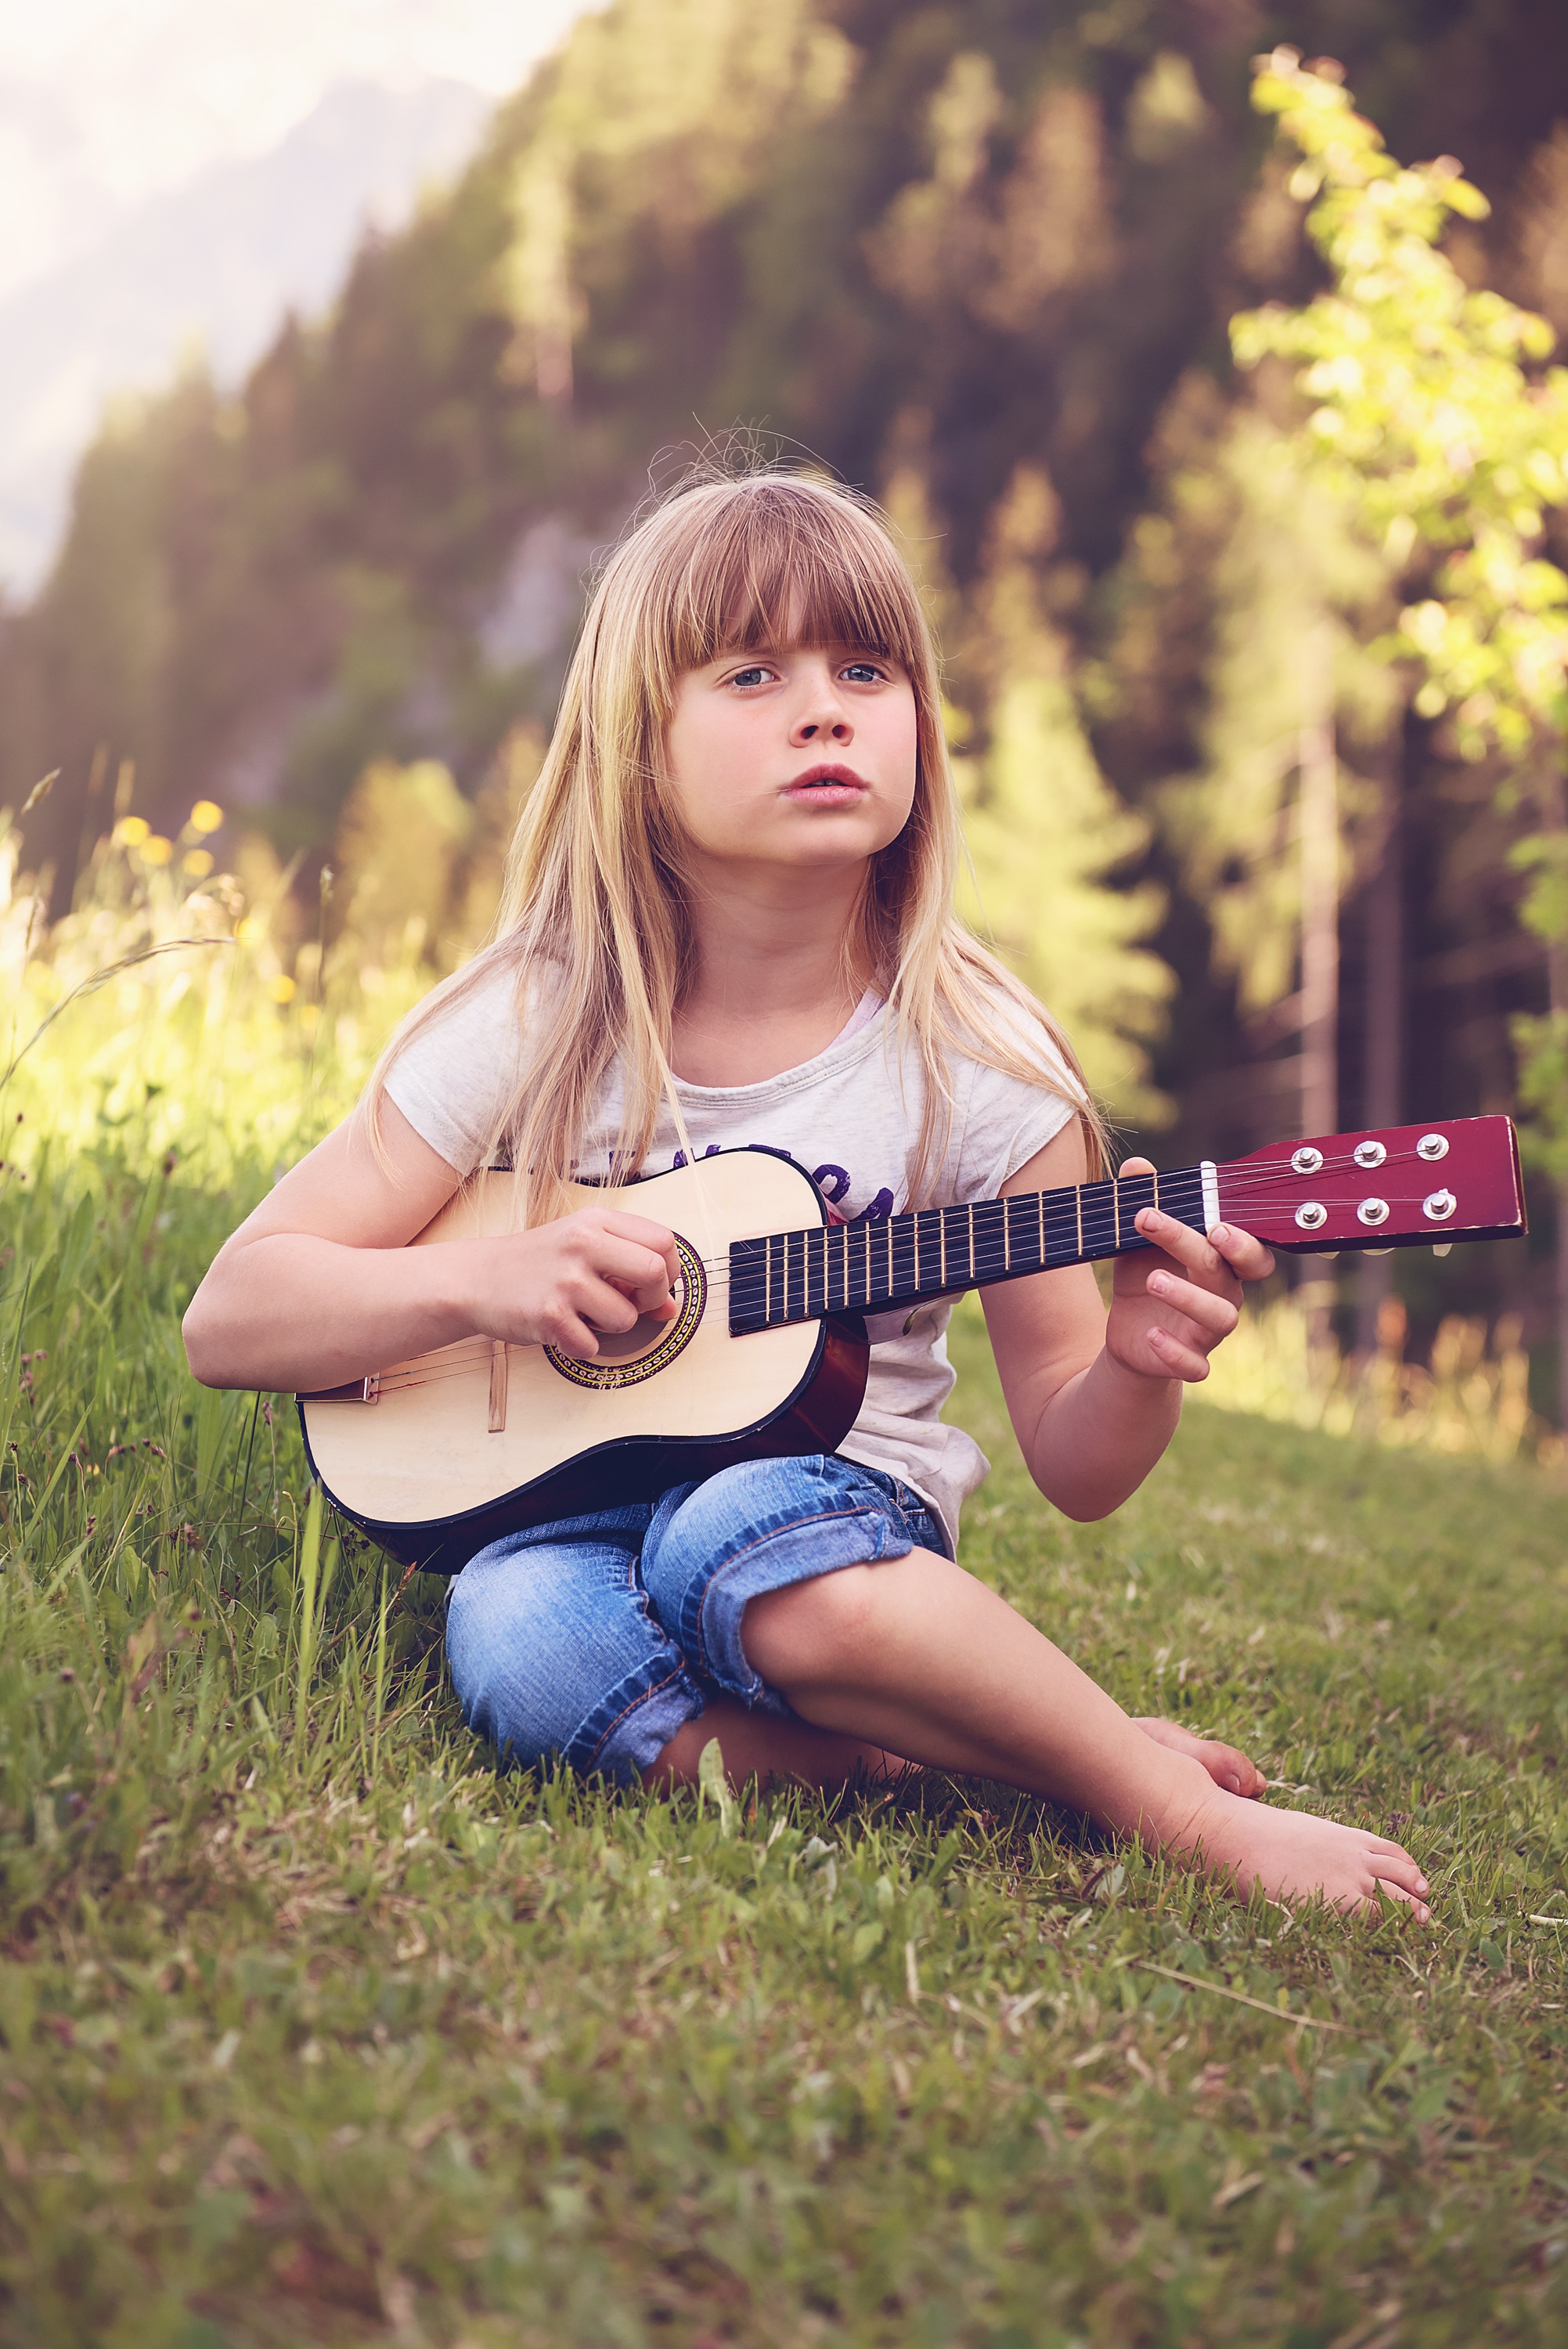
top-left (1232, 49), bottom-right (1568, 1414)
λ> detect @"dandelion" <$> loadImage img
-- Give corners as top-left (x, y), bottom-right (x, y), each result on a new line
top-left (182, 849), bottom-right (214, 879)
top-left (189, 801), bottom-right (225, 834)
top-left (114, 817), bottom-right (150, 848)
top-left (141, 836), bottom-right (174, 867)
top-left (236, 916), bottom-right (267, 944)
top-left (269, 974), bottom-right (297, 1005)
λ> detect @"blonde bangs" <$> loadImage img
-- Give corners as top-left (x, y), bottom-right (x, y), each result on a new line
top-left (652, 478), bottom-right (932, 681)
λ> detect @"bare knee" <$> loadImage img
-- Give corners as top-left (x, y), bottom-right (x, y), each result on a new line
top-left (743, 1564), bottom-right (880, 1688)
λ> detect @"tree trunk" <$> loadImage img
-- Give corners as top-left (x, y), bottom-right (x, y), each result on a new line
top-left (1356, 722), bottom-right (1404, 1355)
top-left (1551, 936), bottom-right (1568, 1432)
top-left (1298, 629), bottom-right (1339, 1355)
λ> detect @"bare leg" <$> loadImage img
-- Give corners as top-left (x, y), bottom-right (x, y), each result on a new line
top-left (642, 1695), bottom-right (905, 1795)
top-left (739, 1549), bottom-right (1429, 1919)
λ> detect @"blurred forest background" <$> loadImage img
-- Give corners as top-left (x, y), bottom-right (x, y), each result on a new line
top-left (5, 0), bottom-right (1568, 1420)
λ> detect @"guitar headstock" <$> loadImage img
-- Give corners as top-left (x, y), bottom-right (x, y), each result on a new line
top-left (1214, 1116), bottom-right (1527, 1253)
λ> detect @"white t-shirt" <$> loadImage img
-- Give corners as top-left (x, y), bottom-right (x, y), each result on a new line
top-left (385, 965), bottom-right (1077, 1552)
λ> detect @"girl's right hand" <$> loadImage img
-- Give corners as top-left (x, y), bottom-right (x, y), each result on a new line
top-left (468, 1207), bottom-right (680, 1360)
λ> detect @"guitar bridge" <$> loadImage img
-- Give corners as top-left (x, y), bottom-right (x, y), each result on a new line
top-left (298, 1374), bottom-right (381, 1404)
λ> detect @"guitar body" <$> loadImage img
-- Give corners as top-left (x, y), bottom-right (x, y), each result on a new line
top-left (298, 1150), bottom-right (870, 1576)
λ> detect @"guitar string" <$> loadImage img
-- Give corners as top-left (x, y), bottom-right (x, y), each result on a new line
top-left (690, 1146), bottom-right (1443, 1268)
top-left (346, 1208), bottom-right (1462, 1388)
top-left (315, 1153), bottom-right (1471, 1388)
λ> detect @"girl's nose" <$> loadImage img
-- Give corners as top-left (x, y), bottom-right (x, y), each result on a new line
top-left (789, 693), bottom-right (852, 747)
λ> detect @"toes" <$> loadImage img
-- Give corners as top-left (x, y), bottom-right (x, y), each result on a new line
top-left (1362, 1839), bottom-right (1429, 1899)
top-left (1371, 1878), bottom-right (1432, 1923)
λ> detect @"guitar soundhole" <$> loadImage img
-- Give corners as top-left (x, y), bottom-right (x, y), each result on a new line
top-left (544, 1234), bottom-right (708, 1391)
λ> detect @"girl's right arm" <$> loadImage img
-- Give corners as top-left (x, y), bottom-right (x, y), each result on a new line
top-left (182, 1097), bottom-right (679, 1395)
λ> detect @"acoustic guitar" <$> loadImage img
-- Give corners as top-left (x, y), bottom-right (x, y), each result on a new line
top-left (299, 1115), bottom-right (1526, 1575)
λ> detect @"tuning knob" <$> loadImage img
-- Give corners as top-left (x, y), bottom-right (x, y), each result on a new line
top-left (1422, 1189), bottom-right (1457, 1222)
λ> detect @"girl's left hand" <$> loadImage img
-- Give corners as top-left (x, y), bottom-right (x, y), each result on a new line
top-left (1106, 1155), bottom-right (1276, 1383)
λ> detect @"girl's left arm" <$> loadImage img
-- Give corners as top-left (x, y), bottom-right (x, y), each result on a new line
top-left (981, 1121), bottom-right (1275, 1521)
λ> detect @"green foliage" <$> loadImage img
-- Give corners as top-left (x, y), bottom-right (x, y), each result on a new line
top-left (1238, 49), bottom-right (1568, 760)
top-left (2, 1146), bottom-right (1566, 2340)
top-left (1149, 410), bottom-right (1395, 1019)
top-left (1236, 49), bottom-right (1568, 1171)
top-left (950, 465), bottom-right (1173, 1121)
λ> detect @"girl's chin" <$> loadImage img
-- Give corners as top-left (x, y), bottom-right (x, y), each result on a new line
top-left (691, 823), bottom-right (904, 870)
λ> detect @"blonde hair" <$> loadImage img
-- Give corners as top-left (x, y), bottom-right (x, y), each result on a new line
top-left (366, 465), bottom-right (1105, 1220)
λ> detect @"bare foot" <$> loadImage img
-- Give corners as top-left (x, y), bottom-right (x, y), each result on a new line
top-left (1167, 1764), bottom-right (1431, 1919)
top-left (1134, 1716), bottom-right (1265, 1800)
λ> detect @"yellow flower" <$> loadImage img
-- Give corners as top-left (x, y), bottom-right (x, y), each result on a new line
top-left (141, 835), bottom-right (173, 866)
top-left (189, 799), bottom-right (225, 834)
top-left (268, 974), bottom-right (297, 1005)
top-left (236, 915), bottom-right (267, 944)
top-left (182, 848), bottom-right (214, 879)
top-left (114, 816), bottom-right (150, 847)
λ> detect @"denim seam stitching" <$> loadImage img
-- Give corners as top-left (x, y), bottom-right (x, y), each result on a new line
top-left (582, 1660), bottom-right (694, 1770)
top-left (689, 1499), bottom-right (895, 1680)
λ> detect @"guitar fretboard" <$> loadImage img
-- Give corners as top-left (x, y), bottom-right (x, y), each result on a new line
top-left (727, 1166), bottom-right (1209, 1333)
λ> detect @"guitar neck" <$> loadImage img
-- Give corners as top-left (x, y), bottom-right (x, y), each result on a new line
top-left (726, 1164), bottom-right (1216, 1334)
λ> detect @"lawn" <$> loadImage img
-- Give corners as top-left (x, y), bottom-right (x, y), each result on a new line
top-left (2, 1142), bottom-right (1566, 2347)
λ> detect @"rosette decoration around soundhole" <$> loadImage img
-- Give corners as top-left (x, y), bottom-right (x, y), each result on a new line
top-left (544, 1232), bottom-right (708, 1391)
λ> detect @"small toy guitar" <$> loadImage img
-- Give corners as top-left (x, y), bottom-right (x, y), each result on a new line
top-left (299, 1116), bottom-right (1526, 1574)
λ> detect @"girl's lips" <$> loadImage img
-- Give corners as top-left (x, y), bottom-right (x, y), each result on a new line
top-left (782, 763), bottom-right (869, 804)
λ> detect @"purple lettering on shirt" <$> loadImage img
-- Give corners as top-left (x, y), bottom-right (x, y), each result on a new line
top-left (812, 1163), bottom-right (852, 1205)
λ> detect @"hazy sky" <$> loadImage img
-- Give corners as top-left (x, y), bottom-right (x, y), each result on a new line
top-left (0, 0), bottom-right (593, 301)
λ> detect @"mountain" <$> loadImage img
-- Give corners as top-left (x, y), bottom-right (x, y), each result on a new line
top-left (0, 77), bottom-right (491, 591)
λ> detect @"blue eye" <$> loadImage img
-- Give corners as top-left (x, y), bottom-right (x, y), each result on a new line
top-left (730, 666), bottom-right (770, 688)
top-left (842, 662), bottom-right (883, 684)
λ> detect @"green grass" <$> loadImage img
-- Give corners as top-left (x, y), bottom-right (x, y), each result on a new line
top-left (2, 1148), bottom-right (1566, 2349)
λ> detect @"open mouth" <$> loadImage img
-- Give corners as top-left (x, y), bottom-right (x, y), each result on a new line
top-left (785, 763), bottom-right (868, 798)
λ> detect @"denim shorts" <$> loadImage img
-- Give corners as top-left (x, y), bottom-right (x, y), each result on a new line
top-left (444, 1453), bottom-right (945, 1781)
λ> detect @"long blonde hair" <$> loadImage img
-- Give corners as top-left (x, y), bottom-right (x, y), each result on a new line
top-left (367, 465), bottom-right (1105, 1218)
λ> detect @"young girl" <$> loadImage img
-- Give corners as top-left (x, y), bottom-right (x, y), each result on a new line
top-left (185, 470), bottom-right (1429, 1920)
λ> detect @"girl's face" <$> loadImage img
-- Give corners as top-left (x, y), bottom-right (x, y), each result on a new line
top-left (663, 638), bottom-right (919, 878)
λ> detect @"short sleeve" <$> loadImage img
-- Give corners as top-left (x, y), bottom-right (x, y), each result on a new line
top-left (383, 964), bottom-right (527, 1177)
top-left (957, 1072), bottom-right (1076, 1201)
top-left (952, 997), bottom-right (1083, 1202)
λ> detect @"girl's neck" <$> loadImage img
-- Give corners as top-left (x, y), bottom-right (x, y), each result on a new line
top-left (669, 857), bottom-right (872, 1088)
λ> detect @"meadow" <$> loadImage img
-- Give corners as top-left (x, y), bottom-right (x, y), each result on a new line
top-left (2, 831), bottom-right (1566, 2347)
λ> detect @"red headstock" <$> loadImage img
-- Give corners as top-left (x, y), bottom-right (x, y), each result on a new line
top-left (1214, 1117), bottom-right (1527, 1253)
